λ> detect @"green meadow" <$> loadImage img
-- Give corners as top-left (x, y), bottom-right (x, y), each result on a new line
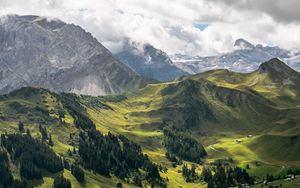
top-left (1, 59), bottom-right (300, 187)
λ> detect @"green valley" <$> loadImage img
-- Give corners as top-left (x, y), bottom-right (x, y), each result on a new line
top-left (0, 58), bottom-right (299, 187)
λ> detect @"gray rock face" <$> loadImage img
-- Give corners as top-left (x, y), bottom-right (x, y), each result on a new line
top-left (171, 39), bottom-right (299, 74)
top-left (0, 15), bottom-right (151, 96)
top-left (115, 40), bottom-right (188, 81)
top-left (234, 38), bottom-right (255, 50)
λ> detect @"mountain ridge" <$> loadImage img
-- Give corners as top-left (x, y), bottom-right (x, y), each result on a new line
top-left (258, 58), bottom-right (299, 75)
top-left (115, 40), bottom-right (188, 81)
top-left (0, 15), bottom-right (154, 96)
top-left (188, 58), bottom-right (300, 107)
top-left (171, 38), bottom-right (298, 74)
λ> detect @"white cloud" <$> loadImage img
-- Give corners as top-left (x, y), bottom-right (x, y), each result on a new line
top-left (0, 0), bottom-right (299, 56)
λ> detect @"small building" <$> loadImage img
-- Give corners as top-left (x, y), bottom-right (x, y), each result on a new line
top-left (287, 174), bottom-right (295, 179)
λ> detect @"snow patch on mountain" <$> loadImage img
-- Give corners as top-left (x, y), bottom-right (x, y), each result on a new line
top-left (171, 39), bottom-right (300, 74)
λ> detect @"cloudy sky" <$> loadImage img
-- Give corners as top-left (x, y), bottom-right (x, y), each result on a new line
top-left (0, 0), bottom-right (299, 56)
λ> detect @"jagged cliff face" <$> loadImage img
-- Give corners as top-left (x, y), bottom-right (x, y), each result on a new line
top-left (0, 15), bottom-right (152, 96)
top-left (115, 40), bottom-right (188, 82)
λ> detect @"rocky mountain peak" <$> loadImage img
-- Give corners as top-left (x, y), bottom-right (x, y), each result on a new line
top-left (258, 58), bottom-right (297, 76)
top-left (115, 40), bottom-right (188, 81)
top-left (0, 15), bottom-right (151, 96)
top-left (234, 38), bottom-right (255, 50)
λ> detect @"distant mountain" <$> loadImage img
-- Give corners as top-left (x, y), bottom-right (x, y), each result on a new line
top-left (0, 15), bottom-right (153, 95)
top-left (115, 40), bottom-right (188, 81)
top-left (234, 38), bottom-right (255, 50)
top-left (171, 38), bottom-right (299, 74)
top-left (285, 52), bottom-right (300, 70)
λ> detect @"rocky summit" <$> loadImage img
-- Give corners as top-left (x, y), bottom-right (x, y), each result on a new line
top-left (0, 15), bottom-right (152, 96)
top-left (115, 40), bottom-right (188, 81)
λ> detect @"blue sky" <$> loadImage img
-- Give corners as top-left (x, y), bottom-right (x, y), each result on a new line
top-left (193, 23), bottom-right (208, 31)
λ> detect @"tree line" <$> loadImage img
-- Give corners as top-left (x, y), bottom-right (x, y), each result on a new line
top-left (182, 164), bottom-right (200, 182)
top-left (163, 128), bottom-right (207, 163)
top-left (58, 93), bottom-right (95, 130)
top-left (0, 149), bottom-right (29, 188)
top-left (180, 161), bottom-right (255, 187)
top-left (78, 129), bottom-right (165, 187)
top-left (1, 133), bottom-right (63, 180)
top-left (202, 162), bottom-right (255, 188)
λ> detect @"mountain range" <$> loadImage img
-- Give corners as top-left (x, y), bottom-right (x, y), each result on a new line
top-left (2, 15), bottom-right (299, 95)
top-left (0, 15), bottom-right (153, 96)
top-left (0, 14), bottom-right (300, 188)
top-left (171, 38), bottom-right (300, 74)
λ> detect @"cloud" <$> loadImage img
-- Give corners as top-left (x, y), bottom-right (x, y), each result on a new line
top-left (0, 0), bottom-right (299, 56)
top-left (210, 0), bottom-right (300, 23)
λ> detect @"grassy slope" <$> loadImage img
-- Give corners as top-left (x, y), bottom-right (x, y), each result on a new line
top-left (188, 59), bottom-right (300, 108)
top-left (1, 59), bottom-right (300, 187)
top-left (0, 88), bottom-right (135, 188)
top-left (81, 77), bottom-right (300, 181)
